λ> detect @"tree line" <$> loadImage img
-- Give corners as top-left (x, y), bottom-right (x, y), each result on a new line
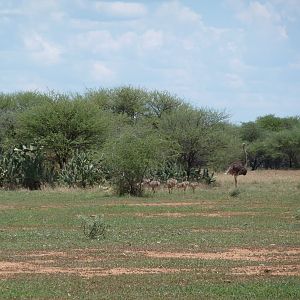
top-left (0, 87), bottom-right (299, 194)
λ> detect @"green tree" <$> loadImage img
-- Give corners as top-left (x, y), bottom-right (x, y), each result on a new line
top-left (16, 95), bottom-right (110, 169)
top-left (145, 90), bottom-right (183, 118)
top-left (110, 86), bottom-right (148, 122)
top-left (271, 126), bottom-right (300, 168)
top-left (102, 126), bottom-right (171, 196)
top-left (0, 91), bottom-right (51, 151)
top-left (256, 114), bottom-right (300, 132)
top-left (240, 121), bottom-right (263, 143)
top-left (159, 106), bottom-right (228, 177)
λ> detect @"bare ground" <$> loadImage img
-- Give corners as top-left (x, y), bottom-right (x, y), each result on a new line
top-left (1, 246), bottom-right (299, 278)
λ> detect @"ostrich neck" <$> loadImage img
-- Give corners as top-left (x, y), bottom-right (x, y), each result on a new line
top-left (243, 145), bottom-right (248, 168)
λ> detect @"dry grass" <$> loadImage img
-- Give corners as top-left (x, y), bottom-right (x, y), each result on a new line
top-left (217, 169), bottom-right (300, 186)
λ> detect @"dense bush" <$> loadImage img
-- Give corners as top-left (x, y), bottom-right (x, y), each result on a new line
top-left (0, 88), bottom-right (299, 193)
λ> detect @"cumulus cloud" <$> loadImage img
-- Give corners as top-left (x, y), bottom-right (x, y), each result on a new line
top-left (237, 1), bottom-right (281, 23)
top-left (233, 1), bottom-right (288, 40)
top-left (94, 1), bottom-right (147, 18)
top-left (23, 33), bottom-right (62, 64)
top-left (72, 30), bottom-right (136, 53)
top-left (91, 61), bottom-right (115, 83)
top-left (140, 30), bottom-right (164, 50)
top-left (157, 0), bottom-right (201, 23)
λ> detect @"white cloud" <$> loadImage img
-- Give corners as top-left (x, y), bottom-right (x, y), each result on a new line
top-left (225, 73), bottom-right (244, 89)
top-left (23, 33), bottom-right (62, 65)
top-left (21, 0), bottom-right (61, 14)
top-left (140, 30), bottom-right (164, 50)
top-left (234, 1), bottom-right (288, 40)
top-left (237, 1), bottom-right (281, 23)
top-left (91, 61), bottom-right (115, 83)
top-left (72, 30), bottom-right (136, 53)
top-left (277, 25), bottom-right (288, 39)
top-left (94, 1), bottom-right (147, 18)
top-left (157, 1), bottom-right (201, 23)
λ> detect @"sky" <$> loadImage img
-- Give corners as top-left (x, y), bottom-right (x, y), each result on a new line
top-left (0, 0), bottom-right (300, 123)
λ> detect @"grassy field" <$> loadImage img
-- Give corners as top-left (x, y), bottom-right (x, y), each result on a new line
top-left (0, 170), bottom-right (299, 299)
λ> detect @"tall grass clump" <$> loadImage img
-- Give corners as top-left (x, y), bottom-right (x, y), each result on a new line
top-left (229, 188), bottom-right (241, 197)
top-left (79, 215), bottom-right (108, 240)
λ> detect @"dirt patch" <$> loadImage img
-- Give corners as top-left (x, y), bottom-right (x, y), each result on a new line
top-left (0, 204), bottom-right (25, 210)
top-left (132, 211), bottom-right (262, 218)
top-left (138, 247), bottom-right (300, 262)
top-left (21, 251), bottom-right (69, 258)
top-left (231, 264), bottom-right (300, 276)
top-left (191, 228), bottom-right (244, 233)
top-left (124, 202), bottom-right (213, 207)
top-left (0, 261), bottom-right (187, 278)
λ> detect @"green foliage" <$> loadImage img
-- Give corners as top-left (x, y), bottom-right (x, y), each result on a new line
top-left (14, 145), bottom-right (44, 190)
top-left (149, 160), bottom-right (185, 182)
top-left (16, 95), bottom-right (109, 168)
top-left (0, 145), bottom-right (44, 190)
top-left (0, 91), bottom-right (52, 151)
top-left (1, 88), bottom-right (300, 190)
top-left (102, 125), bottom-right (172, 196)
top-left (79, 215), bottom-right (108, 239)
top-left (0, 149), bottom-right (22, 189)
top-left (229, 188), bottom-right (240, 197)
top-left (257, 114), bottom-right (300, 132)
top-left (209, 124), bottom-right (244, 171)
top-left (145, 90), bottom-right (183, 118)
top-left (59, 151), bottom-right (102, 188)
top-left (271, 127), bottom-right (300, 168)
top-left (159, 106), bottom-right (228, 176)
top-left (200, 168), bottom-right (216, 185)
top-left (240, 121), bottom-right (263, 142)
top-left (241, 115), bottom-right (300, 169)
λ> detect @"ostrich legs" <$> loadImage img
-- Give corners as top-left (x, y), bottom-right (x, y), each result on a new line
top-left (225, 143), bottom-right (248, 187)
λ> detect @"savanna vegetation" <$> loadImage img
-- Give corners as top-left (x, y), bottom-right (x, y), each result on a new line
top-left (0, 87), bottom-right (299, 195)
top-left (0, 171), bottom-right (299, 299)
top-left (0, 88), bottom-right (299, 298)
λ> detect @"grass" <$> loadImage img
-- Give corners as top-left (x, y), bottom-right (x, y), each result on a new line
top-left (0, 170), bottom-right (300, 299)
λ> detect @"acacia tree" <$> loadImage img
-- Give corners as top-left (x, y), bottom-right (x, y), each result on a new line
top-left (159, 106), bottom-right (228, 177)
top-left (271, 127), bottom-right (300, 168)
top-left (102, 125), bottom-right (172, 196)
top-left (0, 91), bottom-right (51, 151)
top-left (16, 95), bottom-right (110, 169)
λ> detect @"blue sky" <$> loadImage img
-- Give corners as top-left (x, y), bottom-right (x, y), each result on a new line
top-left (1, 0), bottom-right (300, 123)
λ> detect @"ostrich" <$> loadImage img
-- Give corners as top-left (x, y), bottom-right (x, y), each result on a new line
top-left (166, 178), bottom-right (177, 194)
top-left (142, 179), bottom-right (160, 193)
top-left (225, 143), bottom-right (248, 187)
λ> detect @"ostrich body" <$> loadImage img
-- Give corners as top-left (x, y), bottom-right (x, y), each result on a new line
top-left (225, 143), bottom-right (248, 187)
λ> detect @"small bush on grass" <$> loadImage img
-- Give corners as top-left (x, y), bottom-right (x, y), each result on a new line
top-left (229, 188), bottom-right (241, 197)
top-left (79, 215), bottom-right (108, 240)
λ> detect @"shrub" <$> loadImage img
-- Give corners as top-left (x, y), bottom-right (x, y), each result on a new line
top-left (59, 151), bottom-right (102, 188)
top-left (229, 188), bottom-right (240, 197)
top-left (0, 145), bottom-right (44, 190)
top-left (79, 215), bottom-right (108, 239)
top-left (102, 126), bottom-right (171, 196)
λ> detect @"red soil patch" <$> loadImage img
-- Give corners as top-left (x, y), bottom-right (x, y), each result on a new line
top-left (0, 261), bottom-right (187, 278)
top-left (138, 247), bottom-right (300, 262)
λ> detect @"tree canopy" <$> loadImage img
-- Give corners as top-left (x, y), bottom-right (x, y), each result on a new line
top-left (0, 87), bottom-right (299, 193)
